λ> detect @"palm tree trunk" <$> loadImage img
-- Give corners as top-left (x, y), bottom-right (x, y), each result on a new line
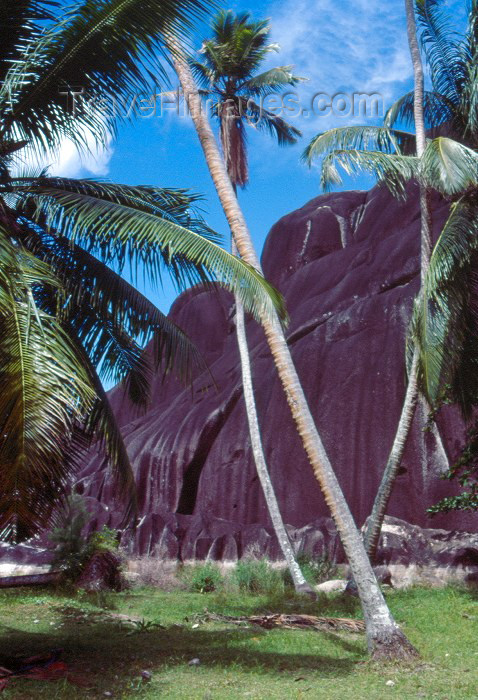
top-left (232, 239), bottom-right (314, 596)
top-left (170, 42), bottom-right (418, 660)
top-left (362, 0), bottom-right (434, 561)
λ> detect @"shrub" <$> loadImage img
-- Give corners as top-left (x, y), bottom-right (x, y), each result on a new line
top-left (186, 563), bottom-right (223, 593)
top-left (231, 559), bottom-right (284, 595)
top-left (88, 526), bottom-right (119, 553)
top-left (49, 494), bottom-right (91, 580)
top-left (49, 495), bottom-right (120, 583)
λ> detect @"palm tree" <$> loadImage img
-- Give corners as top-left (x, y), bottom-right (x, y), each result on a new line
top-left (190, 10), bottom-right (313, 594)
top-left (0, 0), bottom-right (286, 542)
top-left (303, 0), bottom-right (478, 561)
top-left (364, 0), bottom-right (433, 560)
top-left (170, 37), bottom-right (418, 659)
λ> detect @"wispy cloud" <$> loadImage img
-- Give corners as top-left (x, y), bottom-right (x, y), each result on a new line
top-left (17, 128), bottom-right (114, 179)
top-left (48, 133), bottom-right (114, 177)
top-left (266, 0), bottom-right (412, 134)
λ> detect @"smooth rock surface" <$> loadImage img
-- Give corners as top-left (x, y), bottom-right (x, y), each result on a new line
top-left (75, 183), bottom-right (477, 558)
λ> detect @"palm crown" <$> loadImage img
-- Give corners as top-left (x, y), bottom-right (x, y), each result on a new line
top-left (0, 0), bottom-right (286, 542)
top-left (190, 10), bottom-right (305, 188)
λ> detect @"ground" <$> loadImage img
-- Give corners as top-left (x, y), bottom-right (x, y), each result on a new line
top-left (0, 585), bottom-right (476, 699)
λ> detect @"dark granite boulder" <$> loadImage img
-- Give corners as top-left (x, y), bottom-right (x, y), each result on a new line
top-left (374, 516), bottom-right (478, 568)
top-left (75, 183), bottom-right (477, 558)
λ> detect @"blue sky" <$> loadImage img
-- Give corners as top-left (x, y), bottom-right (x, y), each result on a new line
top-left (45, 0), bottom-right (469, 313)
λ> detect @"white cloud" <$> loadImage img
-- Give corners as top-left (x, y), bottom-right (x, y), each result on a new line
top-left (48, 133), bottom-right (114, 177)
top-left (17, 128), bottom-right (114, 179)
top-left (265, 0), bottom-right (412, 134)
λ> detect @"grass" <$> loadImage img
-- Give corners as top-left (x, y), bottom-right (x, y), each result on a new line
top-left (0, 585), bottom-right (476, 698)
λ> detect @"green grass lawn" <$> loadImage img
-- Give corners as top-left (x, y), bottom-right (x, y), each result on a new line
top-left (0, 585), bottom-right (476, 699)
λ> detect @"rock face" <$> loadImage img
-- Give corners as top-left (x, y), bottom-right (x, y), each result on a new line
top-left (76, 183), bottom-right (477, 559)
top-left (375, 516), bottom-right (478, 569)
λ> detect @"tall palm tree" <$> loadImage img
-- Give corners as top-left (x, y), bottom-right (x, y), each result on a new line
top-left (364, 0), bottom-right (433, 560)
top-left (190, 10), bottom-right (313, 594)
top-left (0, 0), bottom-right (286, 542)
top-left (303, 0), bottom-right (478, 560)
top-left (170, 38), bottom-right (418, 659)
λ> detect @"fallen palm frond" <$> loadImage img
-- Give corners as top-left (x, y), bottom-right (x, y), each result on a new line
top-left (197, 611), bottom-right (365, 634)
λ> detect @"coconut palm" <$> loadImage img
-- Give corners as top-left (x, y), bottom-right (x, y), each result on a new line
top-left (190, 10), bottom-right (313, 594)
top-left (171, 36), bottom-right (418, 659)
top-left (303, 0), bottom-right (478, 560)
top-left (0, 0), bottom-right (286, 543)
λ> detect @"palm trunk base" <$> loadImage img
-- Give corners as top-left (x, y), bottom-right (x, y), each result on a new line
top-left (370, 627), bottom-right (419, 661)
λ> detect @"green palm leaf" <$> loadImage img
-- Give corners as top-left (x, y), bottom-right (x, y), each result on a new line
top-left (421, 137), bottom-right (478, 194)
top-left (66, 328), bottom-right (137, 521)
top-left (411, 194), bottom-right (478, 413)
top-left (415, 0), bottom-right (467, 104)
top-left (15, 184), bottom-right (287, 324)
top-left (240, 98), bottom-right (302, 145)
top-left (20, 228), bottom-right (207, 388)
top-left (303, 126), bottom-right (416, 166)
top-left (16, 177), bottom-right (221, 291)
top-left (384, 90), bottom-right (456, 133)
top-left (240, 66), bottom-right (307, 96)
top-left (319, 148), bottom-right (418, 196)
top-left (1, 0), bottom-right (214, 152)
top-left (0, 225), bottom-right (95, 541)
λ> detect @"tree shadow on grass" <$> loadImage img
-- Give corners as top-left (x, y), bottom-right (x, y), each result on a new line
top-left (0, 609), bottom-right (363, 696)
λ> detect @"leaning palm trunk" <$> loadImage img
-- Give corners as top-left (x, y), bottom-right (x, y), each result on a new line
top-left (232, 240), bottom-right (314, 595)
top-left (363, 0), bottom-right (434, 561)
top-left (171, 41), bottom-right (418, 659)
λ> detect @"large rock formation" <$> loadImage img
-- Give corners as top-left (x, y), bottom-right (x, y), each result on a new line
top-left (75, 183), bottom-right (477, 559)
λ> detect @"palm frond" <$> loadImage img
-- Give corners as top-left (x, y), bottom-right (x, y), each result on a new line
top-left (415, 0), bottom-right (467, 104)
top-left (14, 177), bottom-right (223, 291)
top-left (303, 126), bottom-right (416, 166)
top-left (461, 0), bottom-right (478, 139)
top-left (188, 59), bottom-right (215, 90)
top-left (383, 90), bottom-right (456, 133)
top-left (45, 234), bottom-right (204, 382)
top-left (241, 98), bottom-right (302, 145)
top-left (319, 149), bottom-right (418, 196)
top-left (1, 0), bottom-right (214, 153)
top-left (421, 137), bottom-right (478, 194)
top-left (411, 194), bottom-right (478, 414)
top-left (15, 185), bottom-right (287, 324)
top-left (0, 224), bottom-right (94, 541)
top-left (64, 326), bottom-right (137, 522)
top-left (240, 66), bottom-right (307, 96)
top-left (0, 1), bottom-right (56, 84)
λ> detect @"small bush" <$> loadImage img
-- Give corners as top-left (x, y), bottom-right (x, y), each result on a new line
top-left (185, 563), bottom-right (223, 593)
top-left (231, 559), bottom-right (284, 595)
top-left (49, 494), bottom-right (91, 580)
top-left (88, 526), bottom-right (119, 553)
top-left (49, 495), bottom-right (121, 583)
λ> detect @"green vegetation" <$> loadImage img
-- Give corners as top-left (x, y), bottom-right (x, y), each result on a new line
top-left (0, 585), bottom-right (476, 698)
top-left (49, 495), bottom-right (121, 583)
top-left (182, 563), bottom-right (224, 593)
top-left (230, 559), bottom-right (285, 595)
top-left (179, 557), bottom-right (339, 595)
